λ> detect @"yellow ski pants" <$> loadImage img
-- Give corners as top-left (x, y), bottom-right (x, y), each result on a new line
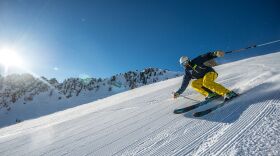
top-left (191, 72), bottom-right (230, 96)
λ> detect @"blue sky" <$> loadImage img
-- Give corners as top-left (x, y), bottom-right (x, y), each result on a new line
top-left (0, 0), bottom-right (279, 81)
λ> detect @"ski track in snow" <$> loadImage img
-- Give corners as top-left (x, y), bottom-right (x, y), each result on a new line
top-left (0, 52), bottom-right (280, 156)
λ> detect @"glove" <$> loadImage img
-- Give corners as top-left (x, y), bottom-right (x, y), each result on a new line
top-left (173, 92), bottom-right (180, 99)
top-left (214, 50), bottom-right (225, 57)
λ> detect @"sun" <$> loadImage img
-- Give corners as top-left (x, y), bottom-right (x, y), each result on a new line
top-left (0, 47), bottom-right (23, 67)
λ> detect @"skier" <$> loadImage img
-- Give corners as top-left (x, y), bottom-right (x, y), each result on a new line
top-left (173, 51), bottom-right (238, 101)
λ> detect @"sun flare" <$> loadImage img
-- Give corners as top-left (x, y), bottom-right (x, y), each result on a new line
top-left (0, 47), bottom-right (23, 67)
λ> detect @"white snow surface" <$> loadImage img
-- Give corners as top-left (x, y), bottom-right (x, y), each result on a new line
top-left (0, 52), bottom-right (280, 156)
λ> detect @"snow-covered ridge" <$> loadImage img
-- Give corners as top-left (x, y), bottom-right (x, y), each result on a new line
top-left (0, 68), bottom-right (181, 127)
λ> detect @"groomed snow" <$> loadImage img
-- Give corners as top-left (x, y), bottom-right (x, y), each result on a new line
top-left (0, 52), bottom-right (280, 156)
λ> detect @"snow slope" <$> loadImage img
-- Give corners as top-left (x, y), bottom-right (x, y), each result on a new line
top-left (0, 52), bottom-right (280, 155)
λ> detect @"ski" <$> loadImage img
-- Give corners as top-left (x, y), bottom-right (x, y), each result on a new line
top-left (193, 94), bottom-right (239, 117)
top-left (173, 95), bottom-right (221, 114)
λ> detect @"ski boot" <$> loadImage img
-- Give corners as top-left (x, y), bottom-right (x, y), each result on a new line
top-left (205, 92), bottom-right (220, 101)
top-left (224, 91), bottom-right (238, 101)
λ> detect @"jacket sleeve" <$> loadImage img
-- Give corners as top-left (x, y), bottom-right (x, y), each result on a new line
top-left (193, 52), bottom-right (217, 65)
top-left (176, 71), bottom-right (191, 95)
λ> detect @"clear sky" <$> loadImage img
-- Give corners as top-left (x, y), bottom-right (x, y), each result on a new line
top-left (0, 0), bottom-right (279, 81)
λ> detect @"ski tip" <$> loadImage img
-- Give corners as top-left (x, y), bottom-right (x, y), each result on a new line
top-left (173, 110), bottom-right (184, 114)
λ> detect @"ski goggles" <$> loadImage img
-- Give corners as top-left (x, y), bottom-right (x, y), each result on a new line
top-left (181, 60), bottom-right (189, 66)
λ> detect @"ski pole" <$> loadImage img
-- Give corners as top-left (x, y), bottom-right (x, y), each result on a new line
top-left (172, 92), bottom-right (201, 102)
top-left (225, 39), bottom-right (280, 54)
top-left (179, 94), bottom-right (201, 102)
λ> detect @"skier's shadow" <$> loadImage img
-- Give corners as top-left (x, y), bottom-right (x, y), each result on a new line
top-left (183, 82), bottom-right (278, 123)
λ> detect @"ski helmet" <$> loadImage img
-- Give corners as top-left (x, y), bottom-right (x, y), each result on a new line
top-left (179, 56), bottom-right (189, 65)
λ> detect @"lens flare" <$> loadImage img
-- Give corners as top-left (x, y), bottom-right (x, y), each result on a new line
top-left (0, 47), bottom-right (23, 67)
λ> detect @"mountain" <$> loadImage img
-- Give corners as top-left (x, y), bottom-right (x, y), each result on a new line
top-left (0, 68), bottom-right (181, 127)
top-left (0, 52), bottom-right (279, 155)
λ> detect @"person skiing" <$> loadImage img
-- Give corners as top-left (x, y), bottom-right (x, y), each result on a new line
top-left (173, 51), bottom-right (238, 101)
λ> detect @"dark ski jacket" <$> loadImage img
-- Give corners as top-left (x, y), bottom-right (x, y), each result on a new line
top-left (176, 52), bottom-right (218, 94)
